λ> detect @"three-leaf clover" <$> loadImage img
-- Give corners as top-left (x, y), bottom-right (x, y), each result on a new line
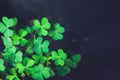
top-left (0, 16), bottom-right (16, 37)
top-left (6, 68), bottom-right (20, 80)
top-left (16, 57), bottom-right (35, 76)
top-left (1, 36), bottom-right (13, 48)
top-left (2, 46), bottom-right (23, 66)
top-left (0, 59), bottom-right (6, 71)
top-left (49, 23), bottom-right (65, 40)
top-left (33, 37), bottom-right (49, 54)
top-left (12, 29), bottom-right (28, 46)
top-left (51, 49), bottom-right (67, 66)
top-left (32, 64), bottom-right (51, 80)
top-left (32, 17), bottom-right (51, 36)
top-left (56, 66), bottom-right (71, 77)
top-left (65, 54), bottom-right (81, 68)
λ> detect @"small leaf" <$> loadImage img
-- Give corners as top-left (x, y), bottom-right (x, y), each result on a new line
top-left (0, 59), bottom-right (6, 71)
top-left (2, 16), bottom-right (14, 27)
top-left (0, 22), bottom-right (6, 33)
top-left (1, 36), bottom-right (12, 48)
top-left (15, 51), bottom-right (23, 63)
top-left (72, 54), bottom-right (81, 63)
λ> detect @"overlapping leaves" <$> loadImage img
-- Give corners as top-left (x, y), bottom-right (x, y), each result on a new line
top-left (12, 29), bottom-right (28, 46)
top-left (2, 46), bottom-right (23, 66)
top-left (32, 64), bottom-right (51, 80)
top-left (16, 57), bottom-right (35, 76)
top-left (33, 37), bottom-right (49, 54)
top-left (6, 68), bottom-right (20, 80)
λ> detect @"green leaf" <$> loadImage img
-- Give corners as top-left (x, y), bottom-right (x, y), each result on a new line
top-left (2, 16), bottom-right (14, 27)
top-left (32, 64), bottom-right (51, 80)
top-left (42, 67), bottom-right (50, 79)
top-left (6, 68), bottom-right (20, 80)
top-left (0, 22), bottom-right (6, 33)
top-left (32, 54), bottom-right (42, 64)
top-left (0, 59), bottom-right (6, 71)
top-left (4, 29), bottom-right (13, 37)
top-left (51, 51), bottom-right (58, 60)
top-left (33, 18), bottom-right (51, 36)
top-left (1, 36), bottom-right (12, 48)
top-left (49, 23), bottom-right (65, 40)
top-left (72, 54), bottom-right (81, 63)
top-left (25, 26), bottom-right (33, 33)
top-left (51, 49), bottom-right (67, 66)
top-left (18, 29), bottom-right (28, 37)
top-left (56, 66), bottom-right (71, 77)
top-left (16, 63), bottom-right (25, 73)
top-left (15, 51), bottom-right (23, 63)
top-left (65, 59), bottom-right (77, 68)
top-left (33, 37), bottom-right (49, 54)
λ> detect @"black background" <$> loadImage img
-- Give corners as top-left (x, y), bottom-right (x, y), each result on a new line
top-left (0, 0), bottom-right (120, 80)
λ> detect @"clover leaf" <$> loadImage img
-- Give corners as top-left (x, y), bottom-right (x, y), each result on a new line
top-left (6, 68), bottom-right (20, 80)
top-left (12, 29), bottom-right (28, 46)
top-left (51, 49), bottom-right (67, 66)
top-left (49, 23), bottom-right (65, 40)
top-left (1, 36), bottom-right (13, 48)
top-left (0, 59), bottom-right (6, 72)
top-left (56, 66), bottom-right (71, 77)
top-left (72, 54), bottom-right (81, 63)
top-left (33, 37), bottom-right (49, 54)
top-left (16, 57), bottom-right (35, 76)
top-left (65, 54), bottom-right (81, 68)
top-left (32, 17), bottom-right (51, 36)
top-left (2, 46), bottom-right (23, 66)
top-left (0, 16), bottom-right (16, 37)
top-left (32, 64), bottom-right (51, 80)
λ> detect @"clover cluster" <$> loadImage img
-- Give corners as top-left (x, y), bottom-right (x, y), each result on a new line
top-left (0, 16), bottom-right (81, 80)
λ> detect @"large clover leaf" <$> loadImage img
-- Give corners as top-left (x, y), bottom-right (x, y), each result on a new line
top-left (6, 68), bottom-right (20, 80)
top-left (1, 36), bottom-right (13, 48)
top-left (0, 59), bottom-right (6, 71)
top-left (0, 16), bottom-right (16, 37)
top-left (2, 46), bottom-right (23, 66)
top-left (12, 29), bottom-right (28, 46)
top-left (16, 57), bottom-right (35, 76)
top-left (32, 17), bottom-right (51, 36)
top-left (51, 49), bottom-right (67, 66)
top-left (49, 23), bottom-right (65, 40)
top-left (33, 37), bottom-right (49, 54)
top-left (32, 64), bottom-right (51, 80)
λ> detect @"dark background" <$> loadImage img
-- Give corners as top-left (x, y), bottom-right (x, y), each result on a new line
top-left (0, 0), bottom-right (120, 80)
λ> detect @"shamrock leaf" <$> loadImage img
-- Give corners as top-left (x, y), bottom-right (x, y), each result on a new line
top-left (16, 57), bottom-right (35, 76)
top-left (1, 36), bottom-right (12, 48)
top-left (12, 29), bottom-right (28, 46)
top-left (0, 16), bottom-right (16, 37)
top-left (32, 64), bottom-right (51, 80)
top-left (33, 37), bottom-right (49, 54)
top-left (51, 49), bottom-right (67, 66)
top-left (49, 23), bottom-right (65, 40)
top-left (6, 68), bottom-right (20, 80)
top-left (56, 66), bottom-right (71, 77)
top-left (0, 59), bottom-right (6, 71)
top-left (32, 17), bottom-right (51, 36)
top-left (65, 54), bottom-right (81, 68)
top-left (2, 46), bottom-right (23, 66)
